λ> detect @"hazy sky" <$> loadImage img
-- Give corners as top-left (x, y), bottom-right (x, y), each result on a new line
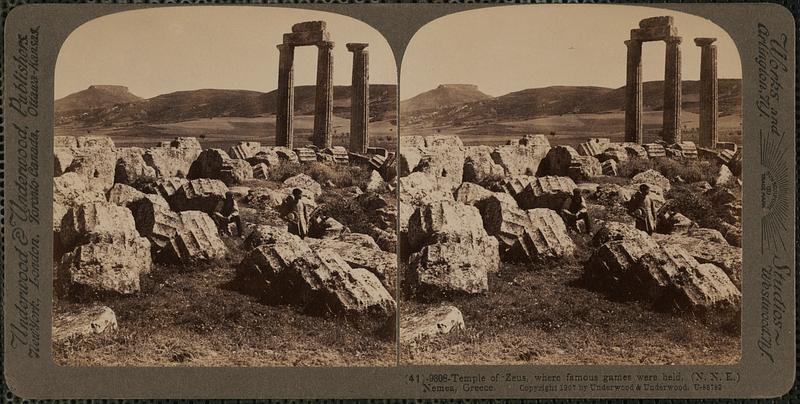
top-left (55, 7), bottom-right (397, 99)
top-left (401, 5), bottom-right (743, 99)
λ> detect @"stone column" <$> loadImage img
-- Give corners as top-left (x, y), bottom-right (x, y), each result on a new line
top-left (624, 39), bottom-right (643, 144)
top-left (662, 36), bottom-right (682, 144)
top-left (695, 37), bottom-right (718, 149)
top-left (347, 43), bottom-right (369, 154)
top-left (276, 43), bottom-right (295, 148)
top-left (313, 41), bottom-right (335, 149)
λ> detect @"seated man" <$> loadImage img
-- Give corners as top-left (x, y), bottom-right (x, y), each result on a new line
top-left (213, 191), bottom-right (243, 237)
top-left (561, 188), bottom-right (592, 234)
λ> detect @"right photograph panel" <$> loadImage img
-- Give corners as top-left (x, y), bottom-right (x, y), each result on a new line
top-left (398, 5), bottom-right (743, 365)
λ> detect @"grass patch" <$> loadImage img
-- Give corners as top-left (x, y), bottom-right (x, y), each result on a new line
top-left (270, 161), bottom-right (373, 189)
top-left (618, 157), bottom-right (720, 184)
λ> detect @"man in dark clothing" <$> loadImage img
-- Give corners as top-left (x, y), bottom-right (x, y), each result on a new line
top-left (284, 188), bottom-right (311, 239)
top-left (628, 183), bottom-right (658, 235)
top-left (213, 191), bottom-right (243, 237)
top-left (561, 188), bottom-right (592, 233)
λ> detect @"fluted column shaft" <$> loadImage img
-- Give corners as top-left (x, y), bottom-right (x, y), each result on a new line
top-left (276, 44), bottom-right (295, 148)
top-left (348, 43), bottom-right (369, 154)
top-left (313, 41), bottom-right (335, 149)
top-left (696, 39), bottom-right (718, 148)
top-left (624, 39), bottom-right (643, 144)
top-left (662, 36), bottom-right (682, 144)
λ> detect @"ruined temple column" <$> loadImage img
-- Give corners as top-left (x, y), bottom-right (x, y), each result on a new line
top-left (624, 39), bottom-right (643, 144)
top-left (695, 37), bottom-right (718, 149)
top-left (347, 43), bottom-right (369, 154)
top-left (662, 36), bottom-right (682, 144)
top-left (313, 41), bottom-right (335, 149)
top-left (276, 43), bottom-right (295, 148)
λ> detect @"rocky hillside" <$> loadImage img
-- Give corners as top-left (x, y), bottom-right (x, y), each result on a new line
top-left (403, 79), bottom-right (742, 125)
top-left (400, 84), bottom-right (492, 113)
top-left (56, 85), bottom-right (398, 127)
top-left (55, 85), bottom-right (143, 114)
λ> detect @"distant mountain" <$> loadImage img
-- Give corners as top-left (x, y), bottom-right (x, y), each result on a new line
top-left (404, 79), bottom-right (742, 125)
top-left (55, 85), bottom-right (398, 127)
top-left (55, 85), bottom-right (143, 114)
top-left (400, 84), bottom-right (492, 113)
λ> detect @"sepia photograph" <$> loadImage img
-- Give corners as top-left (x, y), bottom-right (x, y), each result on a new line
top-left (398, 5), bottom-right (743, 365)
top-left (51, 7), bottom-right (399, 366)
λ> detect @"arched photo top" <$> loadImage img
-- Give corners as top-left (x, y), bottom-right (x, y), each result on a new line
top-left (401, 4), bottom-right (742, 101)
top-left (54, 6), bottom-right (398, 151)
top-left (56, 6), bottom-right (397, 100)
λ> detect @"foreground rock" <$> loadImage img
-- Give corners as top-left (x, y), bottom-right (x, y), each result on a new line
top-left (239, 243), bottom-right (395, 320)
top-left (53, 172), bottom-right (107, 233)
top-left (59, 202), bottom-right (140, 251)
top-left (52, 305), bottom-right (118, 342)
top-left (508, 209), bottom-right (575, 262)
top-left (164, 211), bottom-right (228, 263)
top-left (653, 229), bottom-right (742, 290)
top-left (409, 240), bottom-right (495, 296)
top-left (585, 223), bottom-right (740, 312)
top-left (60, 236), bottom-right (152, 295)
top-left (401, 305), bottom-right (465, 344)
top-left (306, 235), bottom-right (397, 294)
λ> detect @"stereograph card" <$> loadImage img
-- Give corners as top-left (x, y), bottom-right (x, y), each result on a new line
top-left (2, 2), bottom-right (796, 399)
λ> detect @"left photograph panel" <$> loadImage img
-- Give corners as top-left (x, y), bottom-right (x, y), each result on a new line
top-left (52, 6), bottom-right (399, 367)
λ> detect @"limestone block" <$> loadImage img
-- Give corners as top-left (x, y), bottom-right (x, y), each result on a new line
top-left (398, 172), bottom-right (454, 207)
top-left (289, 249), bottom-right (396, 319)
top-left (169, 178), bottom-right (229, 214)
top-left (164, 211), bottom-right (227, 263)
top-left (144, 146), bottom-right (202, 178)
top-left (106, 183), bottom-right (147, 208)
top-left (306, 235), bottom-right (396, 293)
top-left (169, 137), bottom-right (203, 150)
top-left (401, 305), bottom-right (465, 344)
top-left (252, 163), bottom-right (270, 180)
top-left (463, 145), bottom-right (505, 183)
top-left (632, 169), bottom-right (671, 192)
top-left (54, 147), bottom-right (74, 176)
top-left (53, 305), bottom-right (117, 342)
top-left (517, 176), bottom-right (577, 210)
top-left (60, 236), bottom-right (152, 295)
top-left (228, 141), bottom-right (262, 160)
top-left (409, 241), bottom-right (490, 295)
top-left (115, 147), bottom-right (156, 185)
top-left (491, 136), bottom-right (550, 176)
top-left (218, 158), bottom-right (253, 185)
top-left (509, 209), bottom-right (575, 261)
top-left (60, 201), bottom-right (140, 251)
top-left (282, 173), bottom-right (322, 200)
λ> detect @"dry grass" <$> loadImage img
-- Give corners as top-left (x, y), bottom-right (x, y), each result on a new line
top-left (401, 255), bottom-right (740, 365)
top-left (53, 172), bottom-right (396, 367)
top-left (53, 236), bottom-right (395, 367)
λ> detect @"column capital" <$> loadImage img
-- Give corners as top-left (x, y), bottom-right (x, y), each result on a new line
top-left (665, 36), bottom-right (683, 45)
top-left (317, 41), bottom-right (335, 50)
top-left (346, 43), bottom-right (369, 52)
top-left (624, 39), bottom-right (642, 47)
top-left (694, 37), bottom-right (717, 47)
